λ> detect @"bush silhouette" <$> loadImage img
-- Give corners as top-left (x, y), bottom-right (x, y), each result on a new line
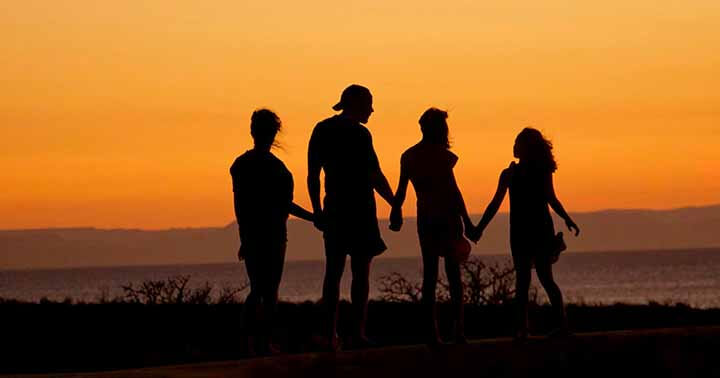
top-left (378, 257), bottom-right (538, 306)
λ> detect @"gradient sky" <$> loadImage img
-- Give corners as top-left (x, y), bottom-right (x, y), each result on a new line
top-left (2, 1), bottom-right (719, 229)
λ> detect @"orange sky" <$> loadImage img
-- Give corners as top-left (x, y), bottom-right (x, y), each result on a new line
top-left (2, 1), bottom-right (719, 229)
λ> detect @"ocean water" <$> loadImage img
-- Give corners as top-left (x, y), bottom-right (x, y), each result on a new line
top-left (1, 249), bottom-right (719, 308)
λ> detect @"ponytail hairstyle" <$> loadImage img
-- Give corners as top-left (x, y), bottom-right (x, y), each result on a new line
top-left (418, 107), bottom-right (450, 149)
top-left (250, 109), bottom-right (282, 150)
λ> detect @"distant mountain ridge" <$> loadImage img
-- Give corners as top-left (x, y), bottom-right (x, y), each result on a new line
top-left (2, 204), bottom-right (720, 270)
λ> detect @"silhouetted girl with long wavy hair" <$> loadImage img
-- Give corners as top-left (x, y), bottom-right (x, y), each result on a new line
top-left (230, 109), bottom-right (314, 355)
top-left (474, 127), bottom-right (580, 340)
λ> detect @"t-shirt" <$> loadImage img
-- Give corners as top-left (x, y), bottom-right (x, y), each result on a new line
top-left (401, 142), bottom-right (459, 220)
top-left (308, 115), bottom-right (381, 215)
top-left (230, 149), bottom-right (293, 243)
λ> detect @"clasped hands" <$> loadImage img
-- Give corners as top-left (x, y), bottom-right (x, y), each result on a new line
top-left (389, 206), bottom-right (485, 244)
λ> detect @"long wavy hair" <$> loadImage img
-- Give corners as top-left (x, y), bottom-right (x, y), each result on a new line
top-left (514, 127), bottom-right (557, 173)
top-left (250, 108), bottom-right (282, 150)
top-left (419, 107), bottom-right (450, 149)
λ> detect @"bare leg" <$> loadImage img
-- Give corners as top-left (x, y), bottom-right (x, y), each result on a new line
top-left (260, 244), bottom-right (286, 354)
top-left (242, 253), bottom-right (261, 355)
top-left (422, 253), bottom-right (441, 344)
top-left (513, 257), bottom-right (532, 340)
top-left (535, 260), bottom-right (568, 334)
top-left (350, 255), bottom-right (373, 345)
top-left (321, 247), bottom-right (346, 350)
top-left (444, 258), bottom-right (466, 343)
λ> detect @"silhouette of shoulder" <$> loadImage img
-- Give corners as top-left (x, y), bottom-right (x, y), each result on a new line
top-left (499, 162), bottom-right (515, 186)
top-left (230, 150), bottom-right (292, 194)
top-left (309, 115), bottom-right (378, 181)
top-left (401, 142), bottom-right (458, 176)
top-left (231, 149), bottom-right (288, 173)
top-left (311, 115), bottom-right (372, 141)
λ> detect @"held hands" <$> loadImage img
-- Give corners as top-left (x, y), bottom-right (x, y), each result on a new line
top-left (389, 206), bottom-right (403, 232)
top-left (465, 224), bottom-right (483, 244)
top-left (313, 210), bottom-right (326, 232)
top-left (566, 219), bottom-right (580, 236)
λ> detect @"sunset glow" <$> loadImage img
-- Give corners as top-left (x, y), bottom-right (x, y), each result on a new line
top-left (2, 1), bottom-right (719, 229)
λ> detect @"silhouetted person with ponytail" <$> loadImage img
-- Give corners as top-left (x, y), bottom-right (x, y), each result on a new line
top-left (390, 108), bottom-right (476, 345)
top-left (474, 128), bottom-right (580, 340)
top-left (308, 85), bottom-right (394, 350)
top-left (230, 109), bottom-right (314, 355)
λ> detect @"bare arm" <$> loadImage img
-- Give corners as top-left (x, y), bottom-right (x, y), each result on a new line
top-left (545, 174), bottom-right (580, 236)
top-left (307, 128), bottom-right (324, 231)
top-left (366, 131), bottom-right (393, 206)
top-left (389, 160), bottom-right (410, 231)
top-left (232, 195), bottom-right (245, 261)
top-left (233, 194), bottom-right (243, 236)
top-left (368, 133), bottom-right (394, 206)
top-left (307, 167), bottom-right (322, 215)
top-left (230, 165), bottom-right (244, 237)
top-left (450, 171), bottom-right (480, 243)
top-left (449, 170), bottom-right (473, 229)
top-left (476, 170), bottom-right (510, 233)
top-left (230, 165), bottom-right (245, 261)
top-left (373, 169), bottom-right (395, 206)
top-left (290, 202), bottom-right (314, 222)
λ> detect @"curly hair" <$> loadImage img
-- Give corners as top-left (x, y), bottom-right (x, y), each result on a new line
top-left (515, 127), bottom-right (557, 173)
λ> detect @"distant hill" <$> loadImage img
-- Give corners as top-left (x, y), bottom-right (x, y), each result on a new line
top-left (2, 205), bottom-right (720, 270)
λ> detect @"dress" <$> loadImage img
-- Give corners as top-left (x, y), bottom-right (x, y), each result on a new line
top-left (308, 115), bottom-right (386, 257)
top-left (401, 142), bottom-right (468, 259)
top-left (506, 162), bottom-right (556, 264)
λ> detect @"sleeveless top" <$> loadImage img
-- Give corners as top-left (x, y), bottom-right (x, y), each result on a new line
top-left (401, 142), bottom-right (467, 259)
top-left (506, 162), bottom-right (555, 256)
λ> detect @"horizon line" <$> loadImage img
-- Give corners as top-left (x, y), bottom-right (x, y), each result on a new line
top-left (2, 203), bottom-right (718, 232)
top-left (4, 246), bottom-right (720, 272)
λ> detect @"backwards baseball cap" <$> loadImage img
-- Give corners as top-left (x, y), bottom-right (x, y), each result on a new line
top-left (332, 84), bottom-right (372, 111)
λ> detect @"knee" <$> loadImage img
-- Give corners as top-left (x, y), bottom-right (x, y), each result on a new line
top-left (422, 289), bottom-right (437, 304)
top-left (245, 289), bottom-right (259, 302)
top-left (515, 285), bottom-right (529, 302)
top-left (538, 276), bottom-right (558, 292)
top-left (350, 257), bottom-right (372, 277)
top-left (323, 280), bottom-right (340, 295)
top-left (449, 279), bottom-right (463, 297)
top-left (422, 279), bottom-right (437, 292)
top-left (352, 278), bottom-right (369, 290)
top-left (536, 268), bottom-right (558, 290)
top-left (423, 270), bottom-right (439, 287)
top-left (261, 286), bottom-right (279, 304)
top-left (323, 267), bottom-right (343, 287)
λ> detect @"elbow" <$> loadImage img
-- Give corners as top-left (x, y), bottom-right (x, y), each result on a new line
top-left (548, 197), bottom-right (561, 208)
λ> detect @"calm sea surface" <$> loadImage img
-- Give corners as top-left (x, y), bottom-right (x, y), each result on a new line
top-left (1, 249), bottom-right (719, 308)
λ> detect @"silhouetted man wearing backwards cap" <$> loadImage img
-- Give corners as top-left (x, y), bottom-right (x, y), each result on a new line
top-left (308, 84), bottom-right (394, 350)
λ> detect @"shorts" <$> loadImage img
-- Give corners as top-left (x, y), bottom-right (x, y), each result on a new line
top-left (323, 221), bottom-right (386, 257)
